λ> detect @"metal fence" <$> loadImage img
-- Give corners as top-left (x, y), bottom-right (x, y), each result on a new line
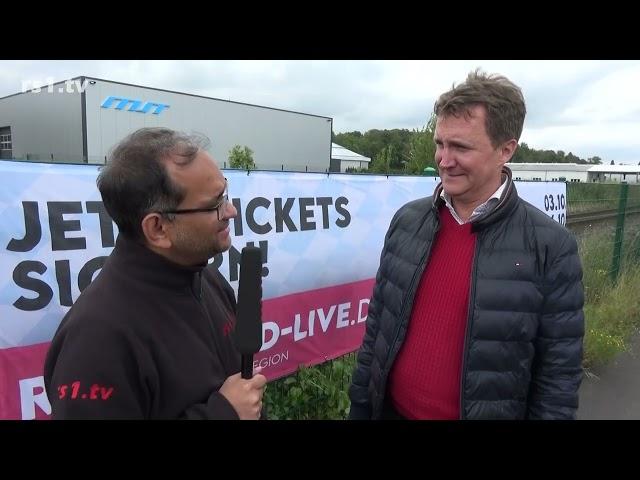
top-left (567, 182), bottom-right (640, 282)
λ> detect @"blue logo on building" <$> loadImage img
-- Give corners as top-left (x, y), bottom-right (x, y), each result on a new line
top-left (100, 96), bottom-right (170, 115)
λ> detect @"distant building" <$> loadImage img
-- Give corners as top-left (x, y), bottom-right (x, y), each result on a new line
top-left (508, 163), bottom-right (640, 184)
top-left (508, 163), bottom-right (591, 182)
top-left (330, 143), bottom-right (371, 172)
top-left (586, 165), bottom-right (640, 184)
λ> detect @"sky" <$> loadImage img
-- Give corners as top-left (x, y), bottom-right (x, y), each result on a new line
top-left (1, 60), bottom-right (638, 164)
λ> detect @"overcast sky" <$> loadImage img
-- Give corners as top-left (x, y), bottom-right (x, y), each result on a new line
top-left (1, 60), bottom-right (638, 164)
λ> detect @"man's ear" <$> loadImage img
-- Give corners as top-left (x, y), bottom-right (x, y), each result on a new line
top-left (141, 213), bottom-right (172, 249)
top-left (499, 139), bottom-right (519, 164)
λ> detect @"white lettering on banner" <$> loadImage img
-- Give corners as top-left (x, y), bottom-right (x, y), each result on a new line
top-left (261, 322), bottom-right (280, 350)
top-left (294, 312), bottom-right (309, 341)
top-left (254, 351), bottom-right (289, 370)
top-left (318, 305), bottom-right (337, 333)
top-left (358, 299), bottom-right (369, 324)
top-left (337, 302), bottom-right (350, 328)
top-left (19, 376), bottom-right (51, 420)
top-left (260, 301), bottom-right (366, 352)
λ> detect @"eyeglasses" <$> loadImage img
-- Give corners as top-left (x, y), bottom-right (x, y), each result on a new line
top-left (157, 179), bottom-right (231, 221)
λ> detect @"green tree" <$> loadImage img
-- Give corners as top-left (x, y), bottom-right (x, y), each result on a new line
top-left (333, 132), bottom-right (364, 157)
top-left (370, 144), bottom-right (395, 173)
top-left (335, 124), bottom-right (608, 172)
top-left (228, 145), bottom-right (256, 170)
top-left (335, 129), bottom-right (413, 171)
top-left (566, 152), bottom-right (581, 164)
top-left (406, 114), bottom-right (437, 174)
top-left (511, 142), bottom-right (532, 163)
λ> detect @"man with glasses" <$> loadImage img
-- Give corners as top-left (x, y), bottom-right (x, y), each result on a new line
top-left (44, 128), bottom-right (267, 419)
top-left (349, 70), bottom-right (585, 420)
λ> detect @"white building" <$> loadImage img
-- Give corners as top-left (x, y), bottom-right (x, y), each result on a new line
top-left (0, 76), bottom-right (333, 172)
top-left (330, 142), bottom-right (371, 172)
top-left (508, 163), bottom-right (591, 182)
top-left (587, 165), bottom-right (640, 184)
top-left (508, 163), bottom-right (640, 184)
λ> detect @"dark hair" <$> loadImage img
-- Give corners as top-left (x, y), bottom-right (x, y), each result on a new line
top-left (97, 127), bottom-right (210, 242)
top-left (434, 68), bottom-right (526, 148)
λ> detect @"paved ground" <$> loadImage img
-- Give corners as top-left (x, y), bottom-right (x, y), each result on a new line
top-left (578, 333), bottom-right (640, 419)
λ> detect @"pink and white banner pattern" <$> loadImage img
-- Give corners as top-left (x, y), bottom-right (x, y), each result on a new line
top-left (0, 161), bottom-right (566, 419)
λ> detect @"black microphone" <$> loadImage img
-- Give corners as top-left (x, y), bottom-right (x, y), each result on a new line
top-left (235, 246), bottom-right (263, 379)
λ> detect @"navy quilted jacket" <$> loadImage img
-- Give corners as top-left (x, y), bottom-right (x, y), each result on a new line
top-left (349, 168), bottom-right (584, 420)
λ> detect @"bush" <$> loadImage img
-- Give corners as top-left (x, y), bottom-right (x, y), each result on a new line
top-left (228, 145), bottom-right (255, 170)
top-left (263, 353), bottom-right (356, 419)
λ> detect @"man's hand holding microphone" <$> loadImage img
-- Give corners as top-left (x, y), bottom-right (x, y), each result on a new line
top-left (221, 246), bottom-right (267, 420)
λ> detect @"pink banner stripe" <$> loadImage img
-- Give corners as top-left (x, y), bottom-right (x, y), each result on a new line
top-left (0, 278), bottom-right (375, 419)
top-left (257, 278), bottom-right (375, 380)
top-left (0, 342), bottom-right (51, 420)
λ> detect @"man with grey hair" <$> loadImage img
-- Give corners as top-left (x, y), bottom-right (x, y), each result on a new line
top-left (44, 127), bottom-right (266, 419)
top-left (349, 69), bottom-right (585, 420)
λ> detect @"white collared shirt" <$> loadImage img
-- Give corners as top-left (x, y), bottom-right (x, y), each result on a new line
top-left (440, 179), bottom-right (507, 225)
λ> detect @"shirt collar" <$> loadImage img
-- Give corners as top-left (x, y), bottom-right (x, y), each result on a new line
top-left (440, 177), bottom-right (507, 225)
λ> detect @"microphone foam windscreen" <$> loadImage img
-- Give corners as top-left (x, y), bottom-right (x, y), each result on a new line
top-left (235, 246), bottom-right (263, 354)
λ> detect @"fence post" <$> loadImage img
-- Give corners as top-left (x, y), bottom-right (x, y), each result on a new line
top-left (610, 181), bottom-right (629, 281)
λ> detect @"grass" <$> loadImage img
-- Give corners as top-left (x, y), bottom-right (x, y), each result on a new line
top-left (582, 267), bottom-right (640, 368)
top-left (567, 182), bottom-right (640, 214)
top-left (573, 216), bottom-right (640, 368)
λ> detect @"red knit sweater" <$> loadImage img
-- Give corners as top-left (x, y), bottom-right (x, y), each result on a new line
top-left (387, 206), bottom-right (477, 419)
